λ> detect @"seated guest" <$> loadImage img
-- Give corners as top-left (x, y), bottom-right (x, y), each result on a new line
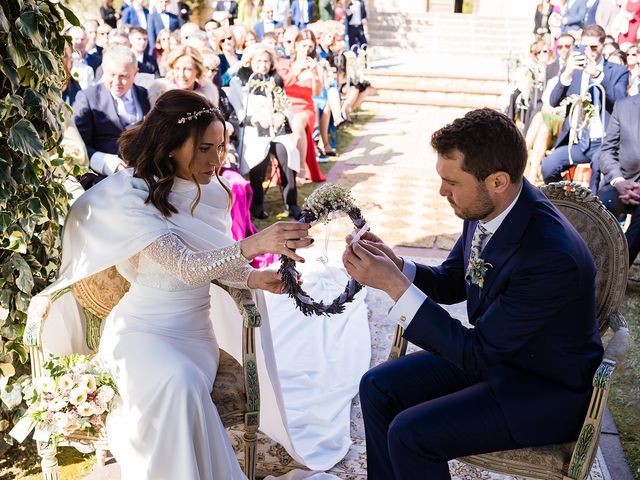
top-left (262, 31), bottom-right (278, 50)
top-left (121, 0), bottom-right (149, 28)
top-left (205, 19), bottom-right (221, 49)
top-left (96, 23), bottom-right (113, 51)
top-left (345, 108), bottom-right (603, 480)
top-left (100, 0), bottom-right (118, 29)
top-left (542, 24), bottom-right (629, 192)
top-left (129, 27), bottom-right (160, 77)
top-left (147, 0), bottom-right (179, 55)
top-left (148, 45), bottom-right (219, 106)
top-left (239, 29), bottom-right (259, 51)
top-left (598, 93), bottom-right (640, 266)
top-left (152, 28), bottom-right (172, 76)
top-left (68, 26), bottom-right (100, 85)
top-left (180, 21), bottom-right (202, 43)
top-left (561, 0), bottom-right (587, 34)
top-left (62, 44), bottom-right (82, 107)
top-left (84, 19), bottom-right (102, 57)
top-left (213, 0), bottom-right (239, 25)
top-left (216, 26), bottom-right (242, 86)
top-left (228, 44), bottom-right (302, 219)
top-left (254, 4), bottom-right (282, 41)
top-left (73, 46), bottom-right (150, 189)
top-left (291, 0), bottom-right (314, 30)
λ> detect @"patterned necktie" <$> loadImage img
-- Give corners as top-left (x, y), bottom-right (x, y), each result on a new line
top-left (469, 224), bottom-right (490, 266)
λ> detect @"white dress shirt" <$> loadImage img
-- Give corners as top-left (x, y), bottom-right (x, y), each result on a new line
top-left (389, 185), bottom-right (523, 330)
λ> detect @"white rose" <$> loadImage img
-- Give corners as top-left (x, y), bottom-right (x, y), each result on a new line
top-left (47, 397), bottom-right (66, 412)
top-left (79, 374), bottom-right (97, 393)
top-left (97, 385), bottom-right (115, 403)
top-left (53, 412), bottom-right (70, 429)
top-left (58, 374), bottom-right (75, 391)
top-left (76, 402), bottom-right (94, 417)
top-left (37, 377), bottom-right (55, 394)
top-left (69, 387), bottom-right (87, 406)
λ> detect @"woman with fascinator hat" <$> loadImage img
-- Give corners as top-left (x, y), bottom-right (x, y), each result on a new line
top-left (29, 90), bottom-right (314, 479)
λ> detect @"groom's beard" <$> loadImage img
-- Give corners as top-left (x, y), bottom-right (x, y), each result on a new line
top-left (449, 183), bottom-right (495, 221)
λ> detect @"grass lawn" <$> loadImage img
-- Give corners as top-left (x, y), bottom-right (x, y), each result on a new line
top-left (609, 286), bottom-right (640, 480)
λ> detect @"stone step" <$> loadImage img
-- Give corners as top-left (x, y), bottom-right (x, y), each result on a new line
top-left (365, 73), bottom-right (505, 95)
top-left (364, 90), bottom-right (502, 109)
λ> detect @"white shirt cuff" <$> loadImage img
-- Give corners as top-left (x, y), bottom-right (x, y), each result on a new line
top-left (387, 283), bottom-right (427, 330)
top-left (90, 151), bottom-right (122, 175)
top-left (560, 74), bottom-right (572, 87)
top-left (610, 176), bottom-right (625, 186)
top-left (401, 258), bottom-right (417, 282)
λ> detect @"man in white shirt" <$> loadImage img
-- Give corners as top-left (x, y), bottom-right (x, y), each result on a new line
top-left (73, 46), bottom-right (150, 189)
top-left (343, 108), bottom-right (603, 479)
top-left (345, 0), bottom-right (368, 48)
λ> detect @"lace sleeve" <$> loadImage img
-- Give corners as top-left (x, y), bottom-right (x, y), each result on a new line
top-left (141, 232), bottom-right (253, 289)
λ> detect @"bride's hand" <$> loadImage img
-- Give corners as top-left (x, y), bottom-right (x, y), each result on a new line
top-left (241, 221), bottom-right (313, 262)
top-left (247, 270), bottom-right (286, 294)
top-left (345, 231), bottom-right (403, 271)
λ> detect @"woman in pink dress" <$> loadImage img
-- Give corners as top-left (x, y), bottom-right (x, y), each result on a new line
top-left (619, 0), bottom-right (640, 46)
top-left (276, 29), bottom-right (326, 183)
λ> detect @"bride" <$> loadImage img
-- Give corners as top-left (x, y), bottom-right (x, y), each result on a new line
top-left (32, 90), bottom-right (313, 479)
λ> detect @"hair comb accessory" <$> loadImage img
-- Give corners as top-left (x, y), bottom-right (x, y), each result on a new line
top-left (177, 107), bottom-right (216, 124)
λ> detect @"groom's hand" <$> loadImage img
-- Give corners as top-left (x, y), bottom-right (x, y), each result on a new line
top-left (343, 241), bottom-right (410, 301)
top-left (345, 231), bottom-right (403, 271)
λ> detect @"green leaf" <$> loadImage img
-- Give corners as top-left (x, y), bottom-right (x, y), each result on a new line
top-left (0, 5), bottom-right (9, 33)
top-left (11, 255), bottom-right (34, 294)
top-left (57, 2), bottom-right (80, 26)
top-left (7, 33), bottom-right (29, 69)
top-left (0, 59), bottom-right (20, 94)
top-left (8, 119), bottom-right (44, 158)
top-left (16, 11), bottom-right (43, 47)
top-left (6, 231), bottom-right (27, 254)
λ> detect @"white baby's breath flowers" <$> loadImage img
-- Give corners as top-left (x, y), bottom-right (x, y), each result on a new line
top-left (303, 183), bottom-right (356, 223)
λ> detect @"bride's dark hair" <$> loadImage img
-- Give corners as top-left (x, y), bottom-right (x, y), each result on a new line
top-left (118, 89), bottom-right (230, 217)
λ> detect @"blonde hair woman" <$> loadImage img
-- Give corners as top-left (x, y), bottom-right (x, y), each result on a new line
top-left (148, 45), bottom-right (219, 106)
top-left (216, 26), bottom-right (243, 86)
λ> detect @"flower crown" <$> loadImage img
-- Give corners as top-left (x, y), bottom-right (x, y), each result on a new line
top-left (177, 107), bottom-right (216, 124)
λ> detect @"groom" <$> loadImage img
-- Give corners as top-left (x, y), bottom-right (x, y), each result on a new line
top-left (342, 108), bottom-right (603, 479)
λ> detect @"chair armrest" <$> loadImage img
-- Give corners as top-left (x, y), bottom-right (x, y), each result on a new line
top-left (603, 312), bottom-right (630, 365)
top-left (214, 282), bottom-right (262, 329)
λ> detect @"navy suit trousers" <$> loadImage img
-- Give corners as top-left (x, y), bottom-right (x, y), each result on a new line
top-left (542, 140), bottom-right (601, 192)
top-left (360, 351), bottom-right (519, 480)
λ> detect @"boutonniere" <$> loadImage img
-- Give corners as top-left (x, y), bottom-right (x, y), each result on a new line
top-left (465, 258), bottom-right (493, 291)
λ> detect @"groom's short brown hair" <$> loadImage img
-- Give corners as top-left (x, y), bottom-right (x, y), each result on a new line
top-left (430, 108), bottom-right (527, 183)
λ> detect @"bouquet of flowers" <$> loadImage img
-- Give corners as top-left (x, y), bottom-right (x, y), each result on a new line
top-left (17, 354), bottom-right (119, 445)
top-left (246, 75), bottom-right (290, 137)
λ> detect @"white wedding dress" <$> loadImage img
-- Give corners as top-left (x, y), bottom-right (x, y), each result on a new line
top-left (32, 171), bottom-right (370, 479)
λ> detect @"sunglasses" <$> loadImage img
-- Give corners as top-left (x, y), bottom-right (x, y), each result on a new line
top-left (206, 67), bottom-right (219, 73)
top-left (222, 36), bottom-right (234, 43)
top-left (537, 49), bottom-right (549, 54)
top-left (557, 44), bottom-right (572, 49)
top-left (583, 45), bottom-right (600, 51)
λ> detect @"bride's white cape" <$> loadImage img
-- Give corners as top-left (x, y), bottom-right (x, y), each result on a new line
top-left (28, 169), bottom-right (368, 475)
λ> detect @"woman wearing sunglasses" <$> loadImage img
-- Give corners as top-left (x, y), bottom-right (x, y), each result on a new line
top-left (216, 26), bottom-right (242, 86)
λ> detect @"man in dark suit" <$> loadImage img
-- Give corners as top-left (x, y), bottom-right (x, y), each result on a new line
top-left (213, 0), bottom-right (239, 25)
top-left (254, 5), bottom-right (283, 41)
top-left (121, 0), bottom-right (149, 28)
top-left (343, 108), bottom-right (603, 480)
top-left (129, 27), bottom-right (159, 77)
top-left (345, 0), bottom-right (367, 49)
top-left (562, 0), bottom-right (588, 33)
top-left (598, 94), bottom-right (640, 265)
top-left (147, 0), bottom-right (180, 54)
top-left (291, 0), bottom-right (314, 29)
top-left (73, 46), bottom-right (150, 190)
top-left (542, 24), bottom-right (628, 192)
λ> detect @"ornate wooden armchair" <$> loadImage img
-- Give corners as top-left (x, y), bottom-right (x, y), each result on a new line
top-left (24, 269), bottom-right (261, 480)
top-left (388, 182), bottom-right (631, 480)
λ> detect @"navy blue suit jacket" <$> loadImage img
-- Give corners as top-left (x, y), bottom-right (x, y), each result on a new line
top-left (599, 94), bottom-right (640, 185)
top-left (121, 6), bottom-right (149, 27)
top-left (291, 0), bottom-right (314, 29)
top-left (549, 61), bottom-right (629, 148)
top-left (147, 10), bottom-right (180, 54)
top-left (138, 52), bottom-right (159, 76)
top-left (72, 83), bottom-right (150, 158)
top-left (562, 0), bottom-right (587, 32)
top-left (403, 181), bottom-right (603, 445)
top-left (254, 20), bottom-right (283, 41)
